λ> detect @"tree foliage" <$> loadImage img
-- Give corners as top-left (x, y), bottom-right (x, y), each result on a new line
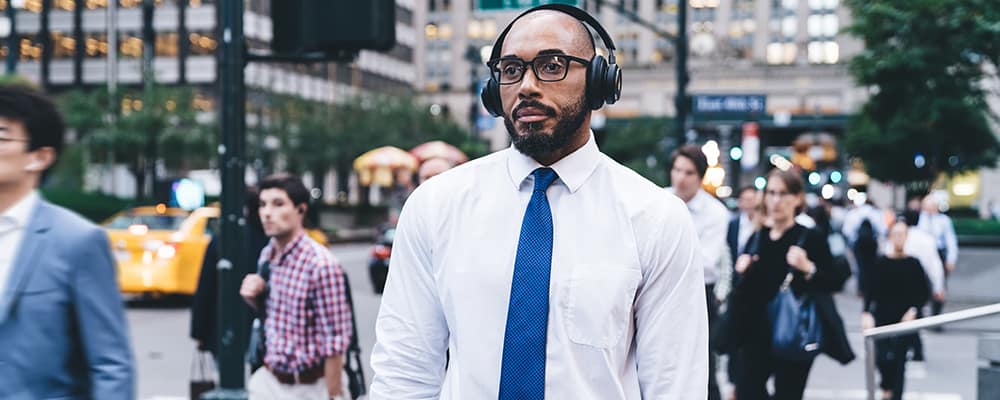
top-left (63, 85), bottom-right (214, 199)
top-left (844, 0), bottom-right (1000, 183)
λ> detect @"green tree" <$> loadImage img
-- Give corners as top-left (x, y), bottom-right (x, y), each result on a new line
top-left (844, 0), bottom-right (1000, 184)
top-left (268, 94), bottom-right (472, 201)
top-left (76, 85), bottom-right (211, 200)
top-left (601, 117), bottom-right (674, 186)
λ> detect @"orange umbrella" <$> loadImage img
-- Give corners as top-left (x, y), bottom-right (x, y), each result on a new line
top-left (353, 146), bottom-right (419, 187)
top-left (409, 140), bottom-right (469, 164)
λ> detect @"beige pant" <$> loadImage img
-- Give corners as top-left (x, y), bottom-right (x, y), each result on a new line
top-left (247, 367), bottom-right (349, 400)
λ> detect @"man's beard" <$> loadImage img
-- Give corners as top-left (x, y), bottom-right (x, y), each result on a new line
top-left (503, 95), bottom-right (588, 159)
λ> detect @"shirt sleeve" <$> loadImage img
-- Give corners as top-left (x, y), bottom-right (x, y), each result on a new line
top-left (75, 228), bottom-right (136, 400)
top-left (633, 194), bottom-right (708, 399)
top-left (906, 234), bottom-right (943, 294)
top-left (799, 226), bottom-right (848, 293)
top-left (943, 215), bottom-right (959, 265)
top-left (698, 204), bottom-right (730, 282)
top-left (312, 259), bottom-right (352, 357)
top-left (370, 186), bottom-right (449, 399)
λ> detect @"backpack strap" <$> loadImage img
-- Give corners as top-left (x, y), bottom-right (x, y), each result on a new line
top-left (340, 271), bottom-right (367, 398)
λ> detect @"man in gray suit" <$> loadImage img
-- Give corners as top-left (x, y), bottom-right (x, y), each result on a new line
top-left (0, 85), bottom-right (135, 399)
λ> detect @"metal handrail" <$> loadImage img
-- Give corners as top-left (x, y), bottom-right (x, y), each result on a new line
top-left (862, 303), bottom-right (1000, 400)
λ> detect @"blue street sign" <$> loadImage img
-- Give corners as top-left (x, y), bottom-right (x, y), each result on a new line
top-left (692, 94), bottom-right (767, 115)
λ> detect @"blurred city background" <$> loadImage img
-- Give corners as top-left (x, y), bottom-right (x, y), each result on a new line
top-left (1, 0), bottom-right (999, 398)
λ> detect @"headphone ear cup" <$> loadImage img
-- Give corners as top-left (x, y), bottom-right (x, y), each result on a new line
top-left (605, 63), bottom-right (622, 105)
top-left (481, 78), bottom-right (503, 118)
top-left (587, 55), bottom-right (609, 110)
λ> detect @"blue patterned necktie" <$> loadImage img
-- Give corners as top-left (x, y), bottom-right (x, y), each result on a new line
top-left (499, 167), bottom-right (559, 400)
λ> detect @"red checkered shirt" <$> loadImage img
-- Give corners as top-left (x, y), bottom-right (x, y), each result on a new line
top-left (260, 232), bottom-right (352, 374)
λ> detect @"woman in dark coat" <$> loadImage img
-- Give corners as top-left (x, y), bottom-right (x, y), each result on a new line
top-left (863, 220), bottom-right (931, 400)
top-left (726, 169), bottom-right (854, 400)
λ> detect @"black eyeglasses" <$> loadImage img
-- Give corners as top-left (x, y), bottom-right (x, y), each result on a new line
top-left (487, 54), bottom-right (591, 85)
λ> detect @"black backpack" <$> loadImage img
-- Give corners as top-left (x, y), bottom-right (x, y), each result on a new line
top-left (856, 219), bottom-right (878, 251)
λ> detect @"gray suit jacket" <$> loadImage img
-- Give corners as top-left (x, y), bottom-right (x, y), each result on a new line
top-left (0, 198), bottom-right (135, 399)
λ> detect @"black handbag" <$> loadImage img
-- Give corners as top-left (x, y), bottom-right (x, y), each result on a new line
top-left (245, 260), bottom-right (271, 371)
top-left (341, 272), bottom-right (367, 399)
top-left (767, 229), bottom-right (824, 361)
top-left (189, 348), bottom-right (216, 400)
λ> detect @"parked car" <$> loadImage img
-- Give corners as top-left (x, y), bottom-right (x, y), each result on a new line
top-left (368, 227), bottom-right (395, 294)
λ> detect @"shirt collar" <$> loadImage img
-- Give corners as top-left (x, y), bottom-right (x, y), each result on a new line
top-left (0, 191), bottom-right (38, 229)
top-left (506, 131), bottom-right (601, 194)
top-left (267, 230), bottom-right (308, 264)
top-left (665, 187), bottom-right (710, 213)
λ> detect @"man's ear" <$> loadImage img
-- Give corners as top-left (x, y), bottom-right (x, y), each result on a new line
top-left (24, 146), bottom-right (56, 172)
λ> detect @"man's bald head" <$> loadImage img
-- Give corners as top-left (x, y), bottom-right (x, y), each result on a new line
top-left (501, 10), bottom-right (596, 59)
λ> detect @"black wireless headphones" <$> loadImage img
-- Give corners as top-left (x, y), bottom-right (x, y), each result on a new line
top-left (480, 4), bottom-right (622, 118)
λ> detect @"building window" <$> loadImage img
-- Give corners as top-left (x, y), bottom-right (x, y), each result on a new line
top-left (766, 41), bottom-right (797, 65)
top-left (781, 16), bottom-right (796, 38)
top-left (119, 33), bottom-right (142, 58)
top-left (809, 0), bottom-right (838, 10)
top-left (807, 40), bottom-right (838, 63)
top-left (55, 0), bottom-right (76, 10)
top-left (19, 36), bottom-right (42, 60)
top-left (52, 31), bottom-right (75, 58)
top-left (189, 31), bottom-right (216, 55)
top-left (156, 32), bottom-right (178, 57)
top-left (84, 0), bottom-right (108, 9)
top-left (84, 33), bottom-right (108, 58)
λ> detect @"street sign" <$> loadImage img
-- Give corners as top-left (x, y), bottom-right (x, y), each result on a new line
top-left (692, 94), bottom-right (766, 115)
top-left (478, 0), bottom-right (578, 11)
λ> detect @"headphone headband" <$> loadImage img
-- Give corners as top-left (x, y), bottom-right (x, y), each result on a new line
top-left (488, 4), bottom-right (617, 64)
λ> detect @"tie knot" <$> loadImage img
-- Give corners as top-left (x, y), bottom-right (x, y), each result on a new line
top-left (532, 168), bottom-right (558, 192)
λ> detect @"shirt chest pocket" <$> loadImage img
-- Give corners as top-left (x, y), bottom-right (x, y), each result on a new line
top-left (562, 263), bottom-right (642, 348)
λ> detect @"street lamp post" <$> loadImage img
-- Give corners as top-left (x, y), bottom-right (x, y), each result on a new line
top-left (201, 0), bottom-right (249, 398)
top-left (674, 0), bottom-right (689, 144)
top-left (4, 0), bottom-right (19, 74)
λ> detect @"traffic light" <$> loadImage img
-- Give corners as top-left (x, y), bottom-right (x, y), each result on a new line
top-left (272, 0), bottom-right (396, 54)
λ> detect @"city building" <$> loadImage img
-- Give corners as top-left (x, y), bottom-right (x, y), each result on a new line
top-left (417, 0), bottom-right (866, 191)
top-left (1, 0), bottom-right (420, 199)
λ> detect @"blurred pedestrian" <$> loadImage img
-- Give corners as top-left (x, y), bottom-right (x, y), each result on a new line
top-left (240, 174), bottom-right (352, 400)
top-left (842, 199), bottom-right (886, 297)
top-left (863, 220), bottom-right (931, 400)
top-left (898, 210), bottom-right (943, 362)
top-left (916, 195), bottom-right (957, 322)
top-left (667, 144), bottom-right (729, 400)
top-left (417, 157), bottom-right (455, 184)
top-left (370, 5), bottom-right (707, 399)
top-left (0, 84), bottom-right (135, 398)
top-left (190, 186), bottom-right (269, 359)
top-left (727, 169), bottom-right (854, 400)
top-left (724, 185), bottom-right (759, 398)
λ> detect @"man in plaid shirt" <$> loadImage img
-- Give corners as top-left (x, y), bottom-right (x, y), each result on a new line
top-left (241, 174), bottom-right (352, 400)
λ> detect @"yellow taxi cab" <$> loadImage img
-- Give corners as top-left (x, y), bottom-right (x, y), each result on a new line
top-left (104, 204), bottom-right (329, 296)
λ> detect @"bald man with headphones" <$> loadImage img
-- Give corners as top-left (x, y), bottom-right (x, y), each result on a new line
top-left (370, 5), bottom-right (707, 399)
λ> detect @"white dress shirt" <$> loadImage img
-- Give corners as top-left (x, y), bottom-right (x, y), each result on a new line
top-left (885, 229), bottom-right (944, 294)
top-left (666, 188), bottom-right (729, 285)
top-left (370, 133), bottom-right (708, 400)
top-left (0, 191), bottom-right (38, 298)
top-left (917, 212), bottom-right (959, 265)
top-left (841, 204), bottom-right (887, 245)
